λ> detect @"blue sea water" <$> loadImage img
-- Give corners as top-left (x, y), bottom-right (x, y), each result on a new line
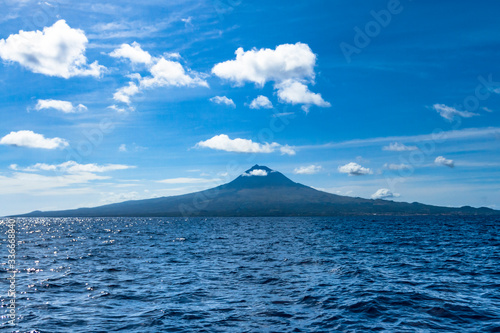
top-left (1, 216), bottom-right (500, 332)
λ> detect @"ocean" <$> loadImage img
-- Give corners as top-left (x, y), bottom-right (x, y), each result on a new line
top-left (1, 216), bottom-right (499, 332)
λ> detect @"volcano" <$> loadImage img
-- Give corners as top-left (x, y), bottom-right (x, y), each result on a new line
top-left (14, 165), bottom-right (497, 217)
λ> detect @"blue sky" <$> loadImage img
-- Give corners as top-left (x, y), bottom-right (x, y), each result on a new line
top-left (1, 0), bottom-right (499, 215)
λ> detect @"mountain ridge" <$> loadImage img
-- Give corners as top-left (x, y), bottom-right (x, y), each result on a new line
top-left (12, 165), bottom-right (498, 217)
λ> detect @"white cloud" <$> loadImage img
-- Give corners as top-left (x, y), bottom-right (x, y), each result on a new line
top-left (435, 156), bottom-right (455, 168)
top-left (0, 130), bottom-right (68, 149)
top-left (212, 43), bottom-right (328, 111)
top-left (433, 104), bottom-right (478, 121)
top-left (112, 44), bottom-right (208, 105)
top-left (294, 165), bottom-right (322, 174)
top-left (35, 99), bottom-right (87, 113)
top-left (212, 42), bottom-right (316, 86)
top-left (249, 95), bottom-right (273, 109)
top-left (108, 104), bottom-right (128, 113)
top-left (119, 144), bottom-right (127, 152)
top-left (109, 41), bottom-right (152, 64)
top-left (19, 161), bottom-right (135, 173)
top-left (140, 57), bottom-right (208, 89)
top-left (113, 82), bottom-right (139, 105)
top-left (0, 20), bottom-right (104, 78)
top-left (275, 79), bottom-right (330, 111)
top-left (371, 188), bottom-right (399, 199)
top-left (338, 162), bottom-right (372, 176)
top-left (279, 145), bottom-right (296, 156)
top-left (0, 161), bottom-right (134, 196)
top-left (181, 17), bottom-right (193, 28)
top-left (382, 142), bottom-right (418, 151)
top-left (243, 169), bottom-right (268, 176)
top-left (157, 177), bottom-right (220, 184)
top-left (296, 127), bottom-right (500, 150)
top-left (195, 134), bottom-right (295, 155)
top-left (210, 96), bottom-right (235, 107)
top-left (384, 163), bottom-right (411, 170)
top-left (99, 191), bottom-right (140, 204)
top-left (0, 172), bottom-right (108, 195)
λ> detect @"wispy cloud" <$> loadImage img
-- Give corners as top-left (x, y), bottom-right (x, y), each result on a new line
top-left (384, 163), bottom-right (411, 170)
top-left (13, 161), bottom-right (135, 173)
top-left (294, 165), bottom-right (322, 174)
top-left (432, 103), bottom-right (479, 121)
top-left (0, 161), bottom-right (134, 195)
top-left (157, 177), bottom-right (221, 184)
top-left (297, 127), bottom-right (500, 150)
top-left (382, 142), bottom-right (418, 151)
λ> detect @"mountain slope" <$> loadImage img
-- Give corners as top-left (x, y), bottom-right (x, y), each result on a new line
top-left (14, 165), bottom-right (498, 217)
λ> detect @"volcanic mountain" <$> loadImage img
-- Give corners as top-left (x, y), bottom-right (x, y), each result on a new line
top-left (15, 165), bottom-right (497, 217)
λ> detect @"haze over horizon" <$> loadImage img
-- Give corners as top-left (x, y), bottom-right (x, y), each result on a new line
top-left (1, 0), bottom-right (500, 216)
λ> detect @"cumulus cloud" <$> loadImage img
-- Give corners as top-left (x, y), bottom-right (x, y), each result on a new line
top-left (35, 99), bottom-right (87, 113)
top-left (0, 130), bottom-right (68, 149)
top-left (119, 144), bottom-right (127, 152)
top-left (243, 169), bottom-right (268, 176)
top-left (0, 20), bottom-right (104, 78)
top-left (140, 57), bottom-right (208, 89)
top-left (111, 43), bottom-right (208, 105)
top-left (210, 96), bottom-right (235, 107)
top-left (195, 134), bottom-right (295, 155)
top-left (382, 142), bottom-right (418, 151)
top-left (338, 162), bottom-right (372, 176)
top-left (249, 95), bottom-right (273, 109)
top-left (435, 156), bottom-right (455, 168)
top-left (212, 42), bottom-right (316, 86)
top-left (433, 104), bottom-right (478, 121)
top-left (384, 163), bottom-right (411, 170)
top-left (212, 43), bottom-right (329, 111)
top-left (275, 79), bottom-right (330, 111)
top-left (371, 188), bottom-right (400, 200)
top-left (109, 41), bottom-right (152, 64)
top-left (294, 165), bottom-right (322, 174)
top-left (157, 177), bottom-right (220, 184)
top-left (113, 82), bottom-right (140, 105)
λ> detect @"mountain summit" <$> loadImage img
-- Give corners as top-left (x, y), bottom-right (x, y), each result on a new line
top-left (223, 165), bottom-right (303, 189)
top-left (14, 165), bottom-right (497, 217)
